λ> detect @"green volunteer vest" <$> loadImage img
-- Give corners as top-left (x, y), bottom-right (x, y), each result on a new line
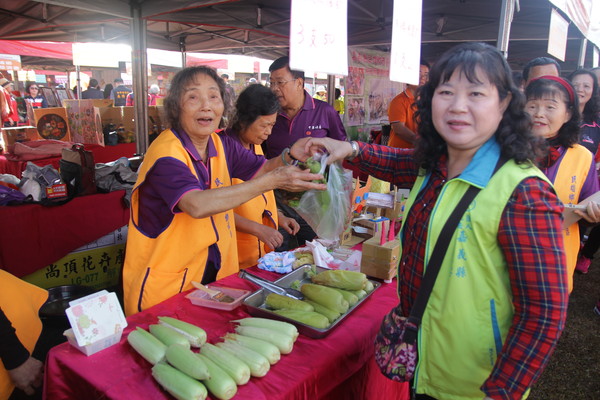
top-left (400, 158), bottom-right (548, 400)
top-left (123, 130), bottom-right (238, 316)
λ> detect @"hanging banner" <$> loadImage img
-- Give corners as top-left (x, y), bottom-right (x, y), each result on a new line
top-left (0, 54), bottom-right (21, 70)
top-left (345, 48), bottom-right (403, 135)
top-left (389, 0), bottom-right (422, 84)
top-left (548, 8), bottom-right (569, 61)
top-left (290, 0), bottom-right (348, 76)
top-left (548, 0), bottom-right (599, 48)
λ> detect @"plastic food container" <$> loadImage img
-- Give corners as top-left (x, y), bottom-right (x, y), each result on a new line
top-left (186, 286), bottom-right (250, 311)
top-left (64, 328), bottom-right (123, 356)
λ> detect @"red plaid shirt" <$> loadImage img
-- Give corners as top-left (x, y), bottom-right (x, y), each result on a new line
top-left (350, 142), bottom-right (568, 400)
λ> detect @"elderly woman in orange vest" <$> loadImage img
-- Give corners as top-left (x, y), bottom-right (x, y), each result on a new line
top-left (0, 271), bottom-right (48, 400)
top-left (122, 66), bottom-right (324, 315)
top-left (225, 84), bottom-right (300, 269)
top-left (524, 76), bottom-right (600, 292)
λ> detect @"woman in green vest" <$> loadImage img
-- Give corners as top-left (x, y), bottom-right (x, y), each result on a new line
top-left (122, 66), bottom-right (324, 315)
top-left (297, 43), bottom-right (568, 400)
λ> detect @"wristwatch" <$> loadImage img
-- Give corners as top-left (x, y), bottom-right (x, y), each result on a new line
top-left (348, 141), bottom-right (360, 159)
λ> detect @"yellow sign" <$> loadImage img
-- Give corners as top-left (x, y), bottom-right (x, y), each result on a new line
top-left (23, 226), bottom-right (128, 290)
top-left (23, 244), bottom-right (125, 290)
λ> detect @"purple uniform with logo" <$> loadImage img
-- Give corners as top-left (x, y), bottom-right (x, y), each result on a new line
top-left (264, 90), bottom-right (347, 158)
top-left (137, 129), bottom-right (265, 239)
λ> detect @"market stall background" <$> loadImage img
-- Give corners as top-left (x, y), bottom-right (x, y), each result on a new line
top-left (0, 0), bottom-right (597, 74)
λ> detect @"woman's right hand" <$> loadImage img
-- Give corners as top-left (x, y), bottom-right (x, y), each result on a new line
top-left (255, 224), bottom-right (284, 250)
top-left (291, 137), bottom-right (353, 164)
top-left (269, 165), bottom-right (326, 192)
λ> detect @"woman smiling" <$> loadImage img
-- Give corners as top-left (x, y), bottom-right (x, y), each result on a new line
top-left (122, 66), bottom-right (323, 315)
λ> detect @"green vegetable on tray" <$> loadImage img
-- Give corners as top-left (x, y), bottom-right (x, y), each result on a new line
top-left (310, 270), bottom-right (368, 291)
top-left (265, 293), bottom-right (314, 312)
top-left (304, 299), bottom-right (341, 323)
top-left (273, 309), bottom-right (331, 329)
top-left (233, 317), bottom-right (299, 341)
top-left (329, 287), bottom-right (359, 306)
top-left (300, 283), bottom-right (349, 314)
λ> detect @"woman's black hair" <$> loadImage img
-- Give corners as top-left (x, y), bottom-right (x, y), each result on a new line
top-left (569, 68), bottom-right (599, 124)
top-left (103, 83), bottom-right (113, 99)
top-left (164, 66), bottom-right (227, 132)
top-left (229, 84), bottom-right (279, 134)
top-left (25, 82), bottom-right (37, 95)
top-left (414, 42), bottom-right (544, 171)
top-left (525, 77), bottom-right (581, 148)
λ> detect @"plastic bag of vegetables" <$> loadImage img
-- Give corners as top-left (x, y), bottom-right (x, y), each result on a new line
top-left (293, 154), bottom-right (353, 241)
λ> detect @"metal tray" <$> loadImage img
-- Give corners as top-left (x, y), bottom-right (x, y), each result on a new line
top-left (243, 265), bottom-right (381, 338)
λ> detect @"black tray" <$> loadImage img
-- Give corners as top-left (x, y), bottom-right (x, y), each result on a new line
top-left (40, 285), bottom-right (95, 319)
top-left (243, 265), bottom-right (380, 338)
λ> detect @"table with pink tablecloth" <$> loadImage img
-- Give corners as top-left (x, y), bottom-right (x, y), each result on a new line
top-left (44, 267), bottom-right (409, 400)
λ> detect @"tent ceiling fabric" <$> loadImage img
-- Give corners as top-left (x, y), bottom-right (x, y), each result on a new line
top-left (0, 0), bottom-right (593, 72)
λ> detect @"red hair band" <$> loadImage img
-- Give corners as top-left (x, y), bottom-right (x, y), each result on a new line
top-left (529, 75), bottom-right (575, 104)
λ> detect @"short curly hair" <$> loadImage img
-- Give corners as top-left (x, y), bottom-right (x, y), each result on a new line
top-left (230, 84), bottom-right (279, 134)
top-left (414, 42), bottom-right (545, 171)
top-left (525, 77), bottom-right (581, 148)
top-left (164, 66), bottom-right (227, 132)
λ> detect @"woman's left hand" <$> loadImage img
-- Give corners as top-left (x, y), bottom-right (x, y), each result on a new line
top-left (575, 201), bottom-right (600, 224)
top-left (279, 215), bottom-right (300, 235)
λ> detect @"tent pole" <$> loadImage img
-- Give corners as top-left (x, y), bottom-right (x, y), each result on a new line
top-left (76, 65), bottom-right (81, 99)
top-left (327, 75), bottom-right (335, 106)
top-left (132, 4), bottom-right (149, 155)
top-left (578, 38), bottom-right (587, 68)
top-left (497, 0), bottom-right (515, 58)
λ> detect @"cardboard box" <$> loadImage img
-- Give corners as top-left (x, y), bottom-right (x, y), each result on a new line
top-left (63, 100), bottom-right (104, 145)
top-left (33, 107), bottom-right (71, 142)
top-left (1, 126), bottom-right (40, 148)
top-left (360, 237), bottom-right (400, 282)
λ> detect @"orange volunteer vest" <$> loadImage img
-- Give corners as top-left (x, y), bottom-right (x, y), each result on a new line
top-left (122, 130), bottom-right (238, 315)
top-left (0, 270), bottom-right (48, 400)
top-left (232, 144), bottom-right (278, 269)
top-left (551, 144), bottom-right (592, 292)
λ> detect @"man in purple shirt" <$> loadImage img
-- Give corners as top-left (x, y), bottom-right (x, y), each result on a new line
top-left (265, 56), bottom-right (348, 249)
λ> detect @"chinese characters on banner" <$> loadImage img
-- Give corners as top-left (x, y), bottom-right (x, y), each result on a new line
top-left (548, 8), bottom-right (569, 61)
top-left (390, 0), bottom-right (423, 84)
top-left (289, 0), bottom-right (348, 76)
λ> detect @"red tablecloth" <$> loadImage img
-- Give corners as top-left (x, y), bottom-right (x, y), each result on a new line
top-left (0, 190), bottom-right (130, 278)
top-left (0, 143), bottom-right (137, 176)
top-left (44, 268), bottom-right (409, 400)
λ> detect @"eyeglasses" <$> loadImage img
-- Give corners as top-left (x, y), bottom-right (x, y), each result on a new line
top-left (269, 79), bottom-right (295, 88)
top-left (30, 87), bottom-right (39, 90)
